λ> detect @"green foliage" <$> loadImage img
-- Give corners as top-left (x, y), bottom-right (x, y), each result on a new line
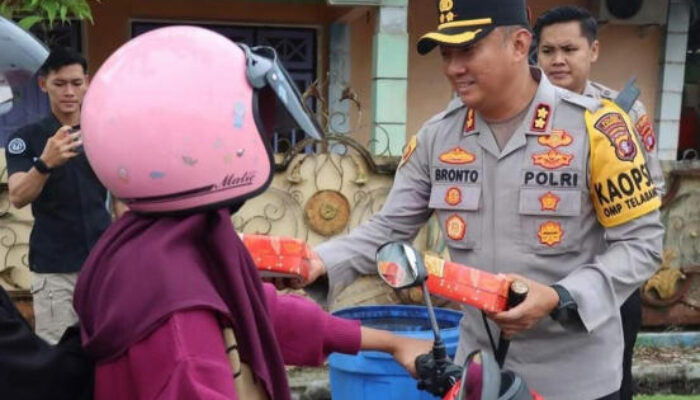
top-left (0, 0), bottom-right (96, 30)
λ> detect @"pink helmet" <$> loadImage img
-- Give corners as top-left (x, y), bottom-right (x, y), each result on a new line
top-left (81, 26), bottom-right (323, 214)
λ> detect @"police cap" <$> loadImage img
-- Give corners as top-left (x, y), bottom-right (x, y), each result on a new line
top-left (417, 0), bottom-right (530, 55)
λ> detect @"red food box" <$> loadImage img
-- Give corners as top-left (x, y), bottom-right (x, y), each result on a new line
top-left (424, 254), bottom-right (511, 313)
top-left (242, 234), bottom-right (311, 281)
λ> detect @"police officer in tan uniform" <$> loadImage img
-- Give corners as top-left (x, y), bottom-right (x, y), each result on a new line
top-left (306, 1), bottom-right (664, 399)
top-left (533, 8), bottom-right (664, 399)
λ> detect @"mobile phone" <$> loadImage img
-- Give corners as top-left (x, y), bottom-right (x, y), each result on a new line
top-left (70, 125), bottom-right (83, 153)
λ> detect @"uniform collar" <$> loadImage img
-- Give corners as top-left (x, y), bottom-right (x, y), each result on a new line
top-left (445, 95), bottom-right (466, 116)
top-left (464, 68), bottom-right (556, 136)
top-left (462, 67), bottom-right (557, 159)
top-left (583, 80), bottom-right (597, 98)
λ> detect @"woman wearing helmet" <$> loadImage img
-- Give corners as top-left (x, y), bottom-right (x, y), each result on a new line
top-left (73, 26), bottom-right (429, 399)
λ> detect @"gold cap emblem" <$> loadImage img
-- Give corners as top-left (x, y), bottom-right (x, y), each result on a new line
top-left (439, 0), bottom-right (455, 24)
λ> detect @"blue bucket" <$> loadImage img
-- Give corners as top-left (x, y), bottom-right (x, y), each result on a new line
top-left (328, 305), bottom-right (462, 400)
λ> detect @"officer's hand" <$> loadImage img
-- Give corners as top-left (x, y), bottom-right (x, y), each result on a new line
top-left (41, 126), bottom-right (82, 168)
top-left (487, 274), bottom-right (559, 338)
top-left (272, 248), bottom-right (327, 290)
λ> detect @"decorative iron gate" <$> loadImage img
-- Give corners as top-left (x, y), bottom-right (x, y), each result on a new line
top-left (132, 21), bottom-right (318, 153)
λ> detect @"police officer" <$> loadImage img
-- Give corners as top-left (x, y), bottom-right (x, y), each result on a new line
top-left (533, 8), bottom-right (664, 399)
top-left (533, 6), bottom-right (665, 195)
top-left (5, 48), bottom-right (112, 344)
top-left (306, 1), bottom-right (664, 399)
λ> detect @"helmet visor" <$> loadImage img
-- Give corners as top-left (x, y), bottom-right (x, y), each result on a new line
top-left (241, 44), bottom-right (325, 142)
top-left (0, 16), bottom-right (48, 108)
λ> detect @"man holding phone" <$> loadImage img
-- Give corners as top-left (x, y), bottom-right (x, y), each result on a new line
top-left (4, 47), bottom-right (111, 344)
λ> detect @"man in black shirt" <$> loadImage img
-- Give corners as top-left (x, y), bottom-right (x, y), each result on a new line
top-left (5, 47), bottom-right (111, 344)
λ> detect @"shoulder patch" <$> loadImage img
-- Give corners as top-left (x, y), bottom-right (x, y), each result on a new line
top-left (560, 89), bottom-right (602, 112)
top-left (399, 135), bottom-right (417, 168)
top-left (7, 138), bottom-right (27, 155)
top-left (585, 99), bottom-right (661, 228)
top-left (635, 114), bottom-right (656, 152)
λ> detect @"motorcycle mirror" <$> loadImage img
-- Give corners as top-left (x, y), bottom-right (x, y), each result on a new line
top-left (0, 74), bottom-right (12, 114)
top-left (458, 350), bottom-right (501, 400)
top-left (376, 241), bottom-right (428, 289)
top-left (0, 16), bottom-right (49, 116)
top-left (0, 16), bottom-right (48, 86)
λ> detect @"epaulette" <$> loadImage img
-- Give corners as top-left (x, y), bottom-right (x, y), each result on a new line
top-left (426, 97), bottom-right (465, 125)
top-left (588, 81), bottom-right (617, 100)
top-left (558, 89), bottom-right (602, 113)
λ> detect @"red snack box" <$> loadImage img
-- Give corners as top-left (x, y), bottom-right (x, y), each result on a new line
top-left (424, 254), bottom-right (511, 313)
top-left (242, 234), bottom-right (311, 282)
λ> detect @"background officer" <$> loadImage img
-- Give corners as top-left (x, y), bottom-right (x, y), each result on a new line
top-left (533, 7), bottom-right (665, 399)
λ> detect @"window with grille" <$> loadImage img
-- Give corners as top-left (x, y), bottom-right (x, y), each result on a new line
top-left (132, 21), bottom-right (319, 154)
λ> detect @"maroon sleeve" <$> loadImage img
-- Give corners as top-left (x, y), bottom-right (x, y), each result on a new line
top-left (262, 283), bottom-right (361, 366)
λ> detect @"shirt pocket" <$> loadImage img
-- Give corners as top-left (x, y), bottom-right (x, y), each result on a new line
top-left (429, 185), bottom-right (482, 251)
top-left (30, 275), bottom-right (47, 295)
top-left (518, 188), bottom-right (584, 255)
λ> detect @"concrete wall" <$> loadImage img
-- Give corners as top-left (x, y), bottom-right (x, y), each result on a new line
top-left (81, 0), bottom-right (664, 145)
top-left (593, 24), bottom-right (663, 119)
top-left (348, 8), bottom-right (375, 147)
top-left (83, 0), bottom-right (356, 88)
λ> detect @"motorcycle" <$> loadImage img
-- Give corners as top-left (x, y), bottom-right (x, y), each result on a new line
top-left (375, 241), bottom-right (543, 400)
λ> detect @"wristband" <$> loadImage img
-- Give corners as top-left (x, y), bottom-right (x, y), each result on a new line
top-left (550, 284), bottom-right (578, 322)
top-left (32, 157), bottom-right (52, 174)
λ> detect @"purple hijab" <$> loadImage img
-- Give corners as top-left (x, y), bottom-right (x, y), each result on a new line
top-left (74, 208), bottom-right (290, 400)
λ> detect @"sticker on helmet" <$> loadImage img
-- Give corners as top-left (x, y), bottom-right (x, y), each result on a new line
top-left (182, 156), bottom-right (198, 166)
top-left (233, 102), bottom-right (246, 129)
top-left (117, 167), bottom-right (129, 183)
top-left (7, 138), bottom-right (26, 155)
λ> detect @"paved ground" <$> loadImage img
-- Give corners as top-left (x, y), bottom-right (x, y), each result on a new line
top-left (634, 346), bottom-right (700, 395)
top-left (286, 346), bottom-right (700, 399)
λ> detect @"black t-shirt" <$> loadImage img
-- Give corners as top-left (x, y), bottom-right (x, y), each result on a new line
top-left (4, 114), bottom-right (111, 273)
top-left (0, 287), bottom-right (94, 400)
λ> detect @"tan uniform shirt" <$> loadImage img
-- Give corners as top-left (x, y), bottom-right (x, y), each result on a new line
top-left (584, 80), bottom-right (665, 196)
top-left (314, 70), bottom-right (664, 400)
